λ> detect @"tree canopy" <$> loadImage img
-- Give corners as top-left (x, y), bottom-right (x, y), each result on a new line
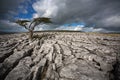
top-left (15, 17), bottom-right (52, 39)
top-left (16, 17), bottom-right (52, 30)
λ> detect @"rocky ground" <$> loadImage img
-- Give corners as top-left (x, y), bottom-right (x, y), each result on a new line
top-left (0, 32), bottom-right (120, 80)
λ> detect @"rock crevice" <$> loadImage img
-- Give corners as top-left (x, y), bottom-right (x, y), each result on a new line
top-left (0, 32), bottom-right (120, 80)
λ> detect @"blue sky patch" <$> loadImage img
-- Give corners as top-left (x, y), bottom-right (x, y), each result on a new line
top-left (63, 22), bottom-right (86, 27)
top-left (15, 0), bottom-right (36, 19)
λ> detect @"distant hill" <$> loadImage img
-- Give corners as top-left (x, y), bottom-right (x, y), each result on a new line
top-left (34, 30), bottom-right (84, 33)
top-left (0, 31), bottom-right (19, 35)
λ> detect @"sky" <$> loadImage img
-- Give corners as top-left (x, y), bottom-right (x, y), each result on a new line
top-left (0, 0), bottom-right (120, 32)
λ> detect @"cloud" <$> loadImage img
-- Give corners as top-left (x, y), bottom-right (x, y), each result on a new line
top-left (97, 15), bottom-right (120, 31)
top-left (0, 0), bottom-right (36, 32)
top-left (0, 0), bottom-right (120, 32)
top-left (32, 0), bottom-right (120, 32)
top-left (0, 0), bottom-right (32, 20)
top-left (82, 27), bottom-right (107, 32)
top-left (34, 24), bottom-right (51, 31)
top-left (55, 24), bottom-right (109, 32)
top-left (56, 24), bottom-right (84, 31)
top-left (0, 20), bottom-right (26, 32)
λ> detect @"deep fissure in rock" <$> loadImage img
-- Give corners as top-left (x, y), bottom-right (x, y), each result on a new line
top-left (0, 48), bottom-right (33, 80)
top-left (112, 60), bottom-right (120, 80)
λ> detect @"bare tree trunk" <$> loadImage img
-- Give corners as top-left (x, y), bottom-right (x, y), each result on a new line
top-left (29, 30), bottom-right (33, 40)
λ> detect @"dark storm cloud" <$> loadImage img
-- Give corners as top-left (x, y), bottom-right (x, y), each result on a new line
top-left (0, 0), bottom-right (32, 20)
top-left (0, 20), bottom-right (26, 32)
top-left (0, 0), bottom-right (120, 32)
top-left (0, 0), bottom-right (23, 20)
top-left (33, 0), bottom-right (120, 32)
top-left (0, 0), bottom-right (32, 32)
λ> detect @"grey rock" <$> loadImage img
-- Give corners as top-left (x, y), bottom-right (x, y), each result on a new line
top-left (60, 64), bottom-right (78, 79)
top-left (60, 45), bottom-right (71, 56)
top-left (55, 53), bottom-right (63, 68)
top-left (0, 32), bottom-right (119, 80)
top-left (5, 57), bottom-right (32, 80)
top-left (32, 58), bottom-right (47, 80)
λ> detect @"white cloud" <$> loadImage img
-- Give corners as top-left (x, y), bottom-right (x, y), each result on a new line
top-left (1, 0), bottom-right (120, 32)
top-left (83, 27), bottom-right (106, 32)
top-left (32, 0), bottom-right (120, 32)
top-left (0, 20), bottom-right (26, 32)
top-left (56, 24), bottom-right (84, 31)
top-left (33, 13), bottom-right (39, 18)
top-left (74, 26), bottom-right (83, 31)
top-left (32, 0), bottom-right (67, 20)
top-left (55, 24), bottom-right (110, 32)
top-left (32, 0), bottom-right (59, 17)
top-left (102, 15), bottom-right (120, 27)
top-left (34, 24), bottom-right (54, 31)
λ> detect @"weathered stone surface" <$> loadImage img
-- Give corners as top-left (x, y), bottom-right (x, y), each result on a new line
top-left (55, 53), bottom-right (63, 67)
top-left (60, 64), bottom-right (78, 79)
top-left (0, 50), bottom-right (13, 63)
top-left (32, 58), bottom-right (47, 80)
top-left (60, 45), bottom-right (72, 56)
top-left (0, 32), bottom-right (120, 80)
top-left (5, 57), bottom-right (32, 80)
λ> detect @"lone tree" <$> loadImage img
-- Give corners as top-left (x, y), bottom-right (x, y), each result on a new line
top-left (16, 17), bottom-right (52, 39)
